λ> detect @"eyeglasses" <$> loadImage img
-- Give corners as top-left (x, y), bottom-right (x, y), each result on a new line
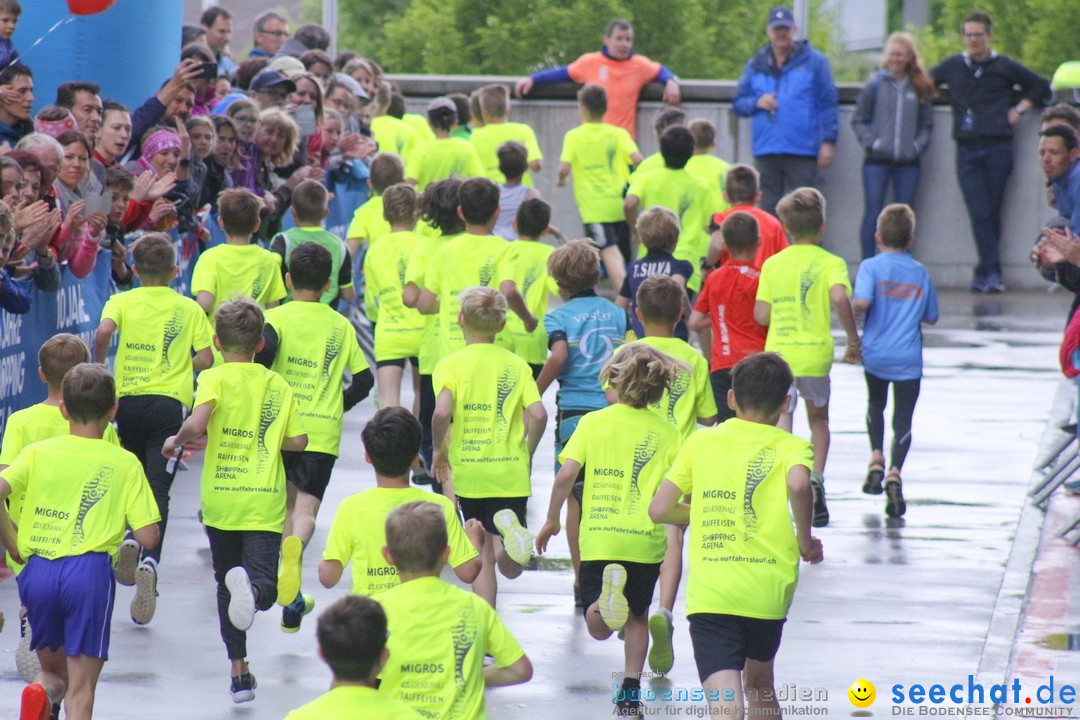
top-left (259, 30), bottom-right (288, 37)
top-left (233, 115), bottom-right (258, 125)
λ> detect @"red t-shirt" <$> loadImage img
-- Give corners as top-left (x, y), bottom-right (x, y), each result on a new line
top-left (712, 205), bottom-right (788, 270)
top-left (694, 260), bottom-right (766, 372)
top-left (567, 52), bottom-right (661, 139)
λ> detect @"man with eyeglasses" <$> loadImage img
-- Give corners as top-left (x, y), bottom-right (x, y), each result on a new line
top-left (250, 11), bottom-right (289, 60)
top-left (932, 11), bottom-right (1051, 293)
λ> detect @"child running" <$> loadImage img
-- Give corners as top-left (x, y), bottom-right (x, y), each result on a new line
top-left (492, 142), bottom-right (539, 241)
top-left (650, 352), bottom-right (823, 720)
top-left (0, 335), bottom-right (122, 687)
top-left (363, 183), bottom-right (427, 409)
top-left (754, 188), bottom-right (860, 527)
top-left (378, 501), bottom-right (533, 720)
top-left (620, 275), bottom-right (718, 674)
top-left (319, 406), bottom-right (482, 596)
top-left (162, 299), bottom-right (307, 704)
top-left (284, 595), bottom-right (423, 719)
top-left (256, 243), bottom-right (373, 631)
top-left (94, 233), bottom-right (214, 625)
top-left (616, 206), bottom-right (694, 341)
top-left (536, 344), bottom-right (682, 717)
top-left (852, 204), bottom-right (938, 518)
top-left (407, 97), bottom-right (484, 190)
top-left (536, 239), bottom-right (627, 607)
top-left (432, 287), bottom-right (547, 607)
top-left (1, 364), bottom-right (160, 720)
top-left (470, 83), bottom-right (543, 186)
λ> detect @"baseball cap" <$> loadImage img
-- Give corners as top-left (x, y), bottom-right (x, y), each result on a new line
top-left (427, 97), bottom-right (457, 114)
top-left (250, 69), bottom-right (297, 93)
top-left (331, 72), bottom-right (370, 101)
top-left (267, 55), bottom-right (307, 79)
top-left (767, 6), bottom-right (795, 29)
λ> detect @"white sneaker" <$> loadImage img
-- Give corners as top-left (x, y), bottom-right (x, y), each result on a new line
top-left (225, 567), bottom-right (256, 631)
top-left (598, 564), bottom-right (629, 631)
top-left (115, 538), bottom-right (140, 587)
top-left (131, 559), bottom-right (158, 625)
top-left (16, 613), bottom-right (40, 683)
top-left (493, 509), bottom-right (533, 567)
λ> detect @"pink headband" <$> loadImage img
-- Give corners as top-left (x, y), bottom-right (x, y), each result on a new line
top-left (141, 129), bottom-right (182, 160)
top-left (34, 114), bottom-right (78, 139)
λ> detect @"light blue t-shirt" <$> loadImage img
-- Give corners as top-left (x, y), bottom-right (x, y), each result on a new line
top-left (544, 292), bottom-right (627, 410)
top-left (854, 252), bottom-right (938, 381)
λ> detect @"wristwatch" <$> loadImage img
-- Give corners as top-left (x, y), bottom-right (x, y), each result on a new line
top-left (179, 158), bottom-right (191, 167)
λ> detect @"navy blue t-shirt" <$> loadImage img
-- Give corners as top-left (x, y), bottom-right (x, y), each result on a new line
top-left (618, 250), bottom-right (695, 340)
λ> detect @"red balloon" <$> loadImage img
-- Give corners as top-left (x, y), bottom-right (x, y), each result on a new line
top-left (67, 0), bottom-right (117, 15)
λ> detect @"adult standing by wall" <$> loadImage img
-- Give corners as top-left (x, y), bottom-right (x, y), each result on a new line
top-left (200, 7), bottom-right (236, 78)
top-left (733, 6), bottom-right (838, 217)
top-left (513, 19), bottom-right (680, 139)
top-left (931, 11), bottom-right (1051, 293)
top-left (851, 32), bottom-right (934, 261)
top-left (249, 12), bottom-right (290, 60)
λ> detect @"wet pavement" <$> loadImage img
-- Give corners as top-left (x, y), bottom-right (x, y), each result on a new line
top-left (0, 290), bottom-right (1074, 719)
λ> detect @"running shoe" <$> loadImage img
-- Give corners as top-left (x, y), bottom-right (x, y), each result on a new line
top-left (276, 536), bottom-right (303, 606)
top-left (131, 559), bottom-right (158, 625)
top-left (647, 608), bottom-right (675, 673)
top-left (493, 509), bottom-right (533, 567)
top-left (225, 567), bottom-right (256, 631)
top-left (19, 683), bottom-right (49, 720)
top-left (230, 672), bottom-right (257, 703)
top-left (281, 593), bottom-right (315, 633)
top-left (599, 563), bottom-right (629, 631)
top-left (115, 538), bottom-right (140, 587)
top-left (885, 477), bottom-right (907, 518)
top-left (16, 613), bottom-right (40, 683)
top-left (810, 473), bottom-right (830, 527)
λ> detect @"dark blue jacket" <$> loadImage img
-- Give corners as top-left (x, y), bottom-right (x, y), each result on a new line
top-left (733, 41), bottom-right (838, 158)
top-left (1053, 160), bottom-right (1080, 235)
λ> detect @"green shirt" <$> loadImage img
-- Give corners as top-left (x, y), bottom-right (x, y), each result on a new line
top-left (686, 153), bottom-right (731, 216)
top-left (286, 686), bottom-right (423, 720)
top-left (615, 336), bottom-right (717, 438)
top-left (190, 243), bottom-right (287, 318)
top-left (100, 285), bottom-right (213, 405)
top-left (559, 122), bottom-right (640, 223)
top-left (264, 302), bottom-right (368, 456)
top-left (272, 226), bottom-right (352, 305)
top-left (469, 121), bottom-right (543, 186)
top-left (364, 230), bottom-right (428, 362)
top-left (755, 244), bottom-right (852, 377)
top-left (408, 137), bottom-right (485, 191)
top-left (495, 240), bottom-right (557, 365)
top-left (405, 233), bottom-right (454, 374)
top-left (195, 362), bottom-right (304, 532)
top-left (371, 115), bottom-right (423, 171)
top-left (432, 343), bottom-right (541, 499)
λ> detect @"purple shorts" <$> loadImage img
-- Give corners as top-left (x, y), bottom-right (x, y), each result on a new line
top-left (19, 553), bottom-right (115, 659)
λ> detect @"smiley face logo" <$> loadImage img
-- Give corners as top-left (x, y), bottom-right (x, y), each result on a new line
top-left (848, 679), bottom-right (876, 708)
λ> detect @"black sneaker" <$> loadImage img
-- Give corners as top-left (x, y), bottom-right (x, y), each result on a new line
top-left (280, 593), bottom-right (315, 633)
top-left (230, 672), bottom-right (257, 703)
top-left (810, 473), bottom-right (829, 527)
top-left (863, 465), bottom-right (884, 495)
top-left (615, 679), bottom-right (643, 716)
top-left (984, 271), bottom-right (1005, 293)
top-left (885, 478), bottom-right (907, 518)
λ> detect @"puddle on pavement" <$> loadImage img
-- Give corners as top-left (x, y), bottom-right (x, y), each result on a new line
top-left (1038, 632), bottom-right (1080, 651)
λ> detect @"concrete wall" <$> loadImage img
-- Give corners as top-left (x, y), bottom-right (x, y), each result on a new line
top-left (395, 76), bottom-right (1061, 290)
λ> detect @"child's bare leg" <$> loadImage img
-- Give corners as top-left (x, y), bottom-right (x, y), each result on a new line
top-left (289, 491), bottom-right (322, 547)
top-left (376, 365), bottom-right (404, 409)
top-left (230, 658), bottom-right (248, 676)
top-left (282, 481), bottom-right (298, 537)
top-left (34, 647), bottom-right (68, 709)
top-left (600, 246), bottom-right (626, 292)
top-left (806, 401), bottom-right (830, 475)
top-left (62, 654), bottom-right (105, 720)
top-left (493, 534), bottom-right (523, 580)
top-left (567, 495), bottom-right (582, 582)
top-left (472, 532), bottom-right (499, 608)
top-left (585, 602), bottom-right (615, 640)
top-left (704, 669), bottom-right (743, 719)
top-left (622, 612), bottom-right (648, 678)
top-left (657, 525), bottom-right (684, 611)
top-left (744, 659), bottom-right (780, 717)
top-left (410, 364), bottom-right (421, 418)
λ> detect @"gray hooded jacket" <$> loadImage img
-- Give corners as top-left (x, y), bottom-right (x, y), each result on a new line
top-left (851, 70), bottom-right (933, 165)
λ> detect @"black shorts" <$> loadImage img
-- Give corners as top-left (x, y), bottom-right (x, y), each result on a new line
top-left (688, 613), bottom-right (786, 681)
top-left (710, 368), bottom-right (735, 423)
top-left (458, 496), bottom-right (528, 535)
top-left (375, 356), bottom-right (419, 369)
top-left (584, 221), bottom-right (631, 263)
top-left (579, 560), bottom-right (660, 619)
top-left (282, 451), bottom-right (337, 501)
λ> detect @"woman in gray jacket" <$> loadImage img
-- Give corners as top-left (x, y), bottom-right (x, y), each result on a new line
top-left (852, 32), bottom-right (934, 260)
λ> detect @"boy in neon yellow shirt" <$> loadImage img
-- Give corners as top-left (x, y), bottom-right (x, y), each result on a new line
top-left (1, 334), bottom-right (122, 686)
top-left (632, 108), bottom-right (687, 179)
top-left (407, 97), bottom-right (484, 191)
top-left (470, 84), bottom-right (543, 186)
top-left (496, 198), bottom-right (557, 378)
top-left (557, 84), bottom-right (642, 292)
top-left (270, 180), bottom-right (356, 308)
top-left (364, 183), bottom-right (427, 409)
top-left (416, 177), bottom-right (536, 365)
top-left (319, 407), bottom-right (481, 595)
top-left (617, 275), bottom-right (718, 674)
top-left (378, 501), bottom-right (532, 720)
top-left (650, 352), bottom-right (823, 720)
top-left (371, 82), bottom-right (423, 172)
top-left (285, 595), bottom-right (423, 720)
top-left (624, 126), bottom-right (712, 293)
top-left (192, 188), bottom-right (287, 319)
top-left (432, 287), bottom-right (547, 608)
top-left (256, 243), bottom-right (373, 632)
top-left (686, 118), bottom-right (731, 216)
top-left (162, 299), bottom-right (308, 703)
top-left (346, 153), bottom-right (405, 257)
top-left (536, 344), bottom-right (681, 717)
top-left (0, 364), bottom-right (160, 720)
top-left (94, 233), bottom-right (214, 626)
top-left (753, 187), bottom-right (861, 527)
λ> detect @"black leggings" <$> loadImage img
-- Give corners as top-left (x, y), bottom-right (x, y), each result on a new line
top-left (865, 372), bottom-right (921, 471)
top-left (418, 373), bottom-right (443, 495)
